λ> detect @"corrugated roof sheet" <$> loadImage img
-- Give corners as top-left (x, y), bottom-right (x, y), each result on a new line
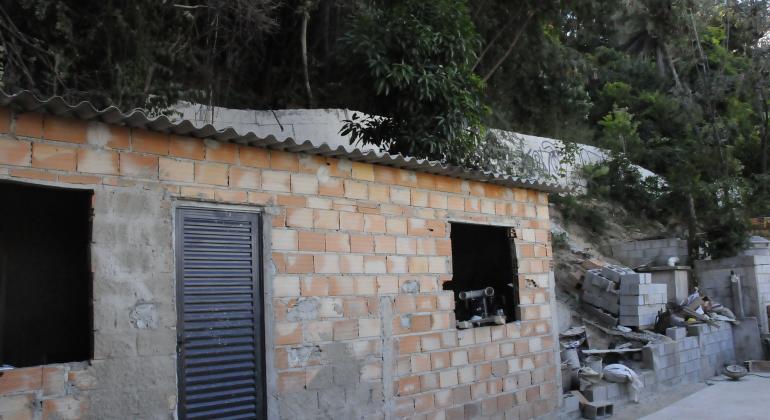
top-left (0, 90), bottom-right (567, 192)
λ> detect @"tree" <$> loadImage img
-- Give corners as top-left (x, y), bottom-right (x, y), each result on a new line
top-left (338, 0), bottom-right (486, 164)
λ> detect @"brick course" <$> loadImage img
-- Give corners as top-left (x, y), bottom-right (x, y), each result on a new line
top-left (0, 108), bottom-right (558, 419)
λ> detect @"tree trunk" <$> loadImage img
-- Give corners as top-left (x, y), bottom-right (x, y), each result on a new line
top-left (481, 10), bottom-right (533, 83)
top-left (473, 13), bottom-right (516, 72)
top-left (759, 86), bottom-right (770, 174)
top-left (687, 192), bottom-right (699, 262)
top-left (301, 1), bottom-right (314, 108)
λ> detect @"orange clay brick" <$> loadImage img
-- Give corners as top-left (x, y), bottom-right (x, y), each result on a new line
top-left (374, 236), bottom-right (396, 254)
top-left (237, 145), bottom-right (269, 168)
top-left (272, 229), bottom-right (298, 251)
top-left (291, 173), bottom-right (318, 194)
top-left (344, 179), bottom-right (368, 200)
top-left (77, 149), bottom-right (118, 175)
top-left (32, 143), bottom-right (76, 171)
top-left (14, 112), bottom-right (43, 138)
top-left (350, 234), bottom-right (374, 253)
top-left (398, 336), bottom-right (422, 354)
top-left (181, 186), bottom-right (216, 200)
top-left (276, 195), bottom-right (306, 208)
top-left (168, 135), bottom-right (205, 159)
top-left (262, 170), bottom-right (291, 192)
top-left (270, 150), bottom-right (299, 171)
top-left (340, 255), bottom-right (364, 274)
top-left (435, 176), bottom-right (463, 194)
top-left (298, 231), bottom-right (325, 252)
top-left (58, 174), bottom-right (101, 185)
top-left (43, 115), bottom-right (87, 144)
top-left (373, 165), bottom-right (398, 184)
top-left (0, 366), bottom-right (42, 394)
top-left (411, 190), bottom-right (428, 207)
top-left (0, 138), bottom-right (31, 166)
top-left (364, 214), bottom-right (386, 233)
top-left (286, 208), bottom-right (313, 228)
top-left (87, 124), bottom-right (130, 150)
top-left (214, 190), bottom-right (247, 203)
top-left (368, 184), bottom-right (390, 203)
top-left (319, 177), bottom-right (344, 196)
top-left (284, 254), bottom-right (314, 274)
top-left (351, 161), bottom-right (375, 181)
top-left (340, 211), bottom-right (363, 231)
top-left (194, 162), bottom-right (228, 186)
top-left (301, 276), bottom-right (329, 296)
top-left (132, 129), bottom-right (169, 155)
top-left (9, 168), bottom-right (56, 181)
top-left (314, 210), bottom-right (339, 230)
top-left (204, 140), bottom-right (238, 163)
top-left (120, 153), bottom-right (158, 179)
top-left (159, 157), bottom-right (194, 182)
top-left (325, 232), bottom-right (350, 252)
top-left (398, 375), bottom-right (421, 396)
top-left (298, 154), bottom-right (325, 173)
top-left (248, 191), bottom-right (274, 205)
top-left (229, 166), bottom-right (260, 189)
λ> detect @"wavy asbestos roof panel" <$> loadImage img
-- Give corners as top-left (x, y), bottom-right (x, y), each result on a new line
top-left (0, 91), bottom-right (567, 192)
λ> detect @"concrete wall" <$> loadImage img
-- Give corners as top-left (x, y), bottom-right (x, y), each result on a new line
top-left (695, 255), bottom-right (770, 334)
top-left (174, 104), bottom-right (658, 190)
top-left (611, 239), bottom-right (688, 268)
top-left (0, 108), bottom-right (559, 418)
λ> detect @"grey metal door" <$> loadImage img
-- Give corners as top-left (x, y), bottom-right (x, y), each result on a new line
top-left (176, 208), bottom-right (265, 419)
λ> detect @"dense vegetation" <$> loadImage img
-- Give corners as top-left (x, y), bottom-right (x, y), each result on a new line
top-left (2, 0), bottom-right (769, 258)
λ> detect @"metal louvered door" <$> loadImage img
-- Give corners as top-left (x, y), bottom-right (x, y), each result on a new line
top-left (176, 208), bottom-right (265, 419)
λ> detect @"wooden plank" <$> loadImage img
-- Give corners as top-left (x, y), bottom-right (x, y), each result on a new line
top-left (580, 348), bottom-right (643, 355)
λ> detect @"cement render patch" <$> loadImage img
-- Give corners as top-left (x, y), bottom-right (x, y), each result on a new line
top-left (640, 375), bottom-right (770, 420)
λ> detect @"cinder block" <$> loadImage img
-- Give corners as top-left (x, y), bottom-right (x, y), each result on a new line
top-left (620, 295), bottom-right (645, 306)
top-left (666, 327), bottom-right (686, 341)
top-left (602, 265), bottom-right (635, 283)
top-left (620, 272), bottom-right (652, 285)
top-left (581, 400), bottom-right (614, 419)
top-left (584, 384), bottom-right (607, 402)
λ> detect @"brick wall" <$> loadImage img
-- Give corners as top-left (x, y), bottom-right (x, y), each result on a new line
top-left (0, 108), bottom-right (559, 419)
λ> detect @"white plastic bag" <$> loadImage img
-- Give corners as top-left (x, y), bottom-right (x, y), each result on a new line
top-left (603, 364), bottom-right (643, 402)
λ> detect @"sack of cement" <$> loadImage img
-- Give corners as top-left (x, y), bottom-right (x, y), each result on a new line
top-left (603, 364), bottom-right (643, 402)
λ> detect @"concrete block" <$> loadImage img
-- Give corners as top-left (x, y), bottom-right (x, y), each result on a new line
top-left (620, 295), bottom-right (645, 305)
top-left (562, 393), bottom-right (579, 414)
top-left (619, 282), bottom-right (667, 295)
top-left (581, 401), bottom-right (614, 419)
top-left (687, 324), bottom-right (708, 337)
top-left (620, 272), bottom-right (652, 285)
top-left (602, 265), bottom-right (635, 283)
top-left (667, 327), bottom-right (686, 341)
top-left (584, 384), bottom-right (607, 402)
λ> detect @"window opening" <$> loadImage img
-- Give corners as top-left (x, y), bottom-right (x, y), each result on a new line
top-left (0, 181), bottom-right (93, 367)
top-left (444, 222), bottom-right (518, 329)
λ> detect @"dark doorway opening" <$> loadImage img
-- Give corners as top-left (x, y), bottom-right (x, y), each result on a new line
top-left (0, 181), bottom-right (93, 367)
top-left (444, 222), bottom-right (519, 328)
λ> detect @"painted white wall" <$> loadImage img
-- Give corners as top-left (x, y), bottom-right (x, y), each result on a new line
top-left (173, 103), bottom-right (656, 186)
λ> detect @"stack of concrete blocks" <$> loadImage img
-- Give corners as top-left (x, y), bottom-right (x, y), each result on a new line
top-left (582, 268), bottom-right (620, 317)
top-left (582, 369), bottom-right (658, 404)
top-left (618, 270), bottom-right (666, 328)
top-left (582, 265), bottom-right (668, 328)
top-left (582, 322), bottom-right (737, 408)
top-left (686, 323), bottom-right (736, 378)
top-left (642, 334), bottom-right (701, 387)
top-left (642, 322), bottom-right (736, 388)
top-left (611, 238), bottom-right (688, 268)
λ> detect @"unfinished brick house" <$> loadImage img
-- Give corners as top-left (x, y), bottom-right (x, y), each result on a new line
top-left (0, 92), bottom-right (562, 419)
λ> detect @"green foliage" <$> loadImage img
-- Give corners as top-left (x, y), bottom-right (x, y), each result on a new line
top-left (338, 0), bottom-right (486, 164)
